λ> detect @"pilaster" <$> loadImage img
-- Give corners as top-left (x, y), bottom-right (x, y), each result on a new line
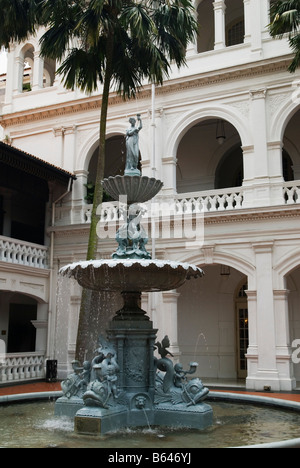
top-left (247, 243), bottom-right (280, 390)
top-left (274, 289), bottom-right (296, 390)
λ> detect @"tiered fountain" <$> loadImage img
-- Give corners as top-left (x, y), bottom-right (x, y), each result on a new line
top-left (55, 115), bottom-right (213, 435)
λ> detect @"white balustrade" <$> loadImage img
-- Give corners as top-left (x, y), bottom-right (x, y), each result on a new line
top-left (0, 352), bottom-right (45, 383)
top-left (81, 188), bottom-right (245, 224)
top-left (77, 182), bottom-right (300, 227)
top-left (283, 183), bottom-right (300, 205)
top-left (0, 237), bottom-right (48, 268)
top-left (175, 188), bottom-right (244, 214)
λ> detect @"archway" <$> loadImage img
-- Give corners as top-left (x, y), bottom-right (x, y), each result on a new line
top-left (86, 134), bottom-right (126, 202)
top-left (0, 292), bottom-right (38, 353)
top-left (20, 44), bottom-right (34, 92)
top-left (283, 108), bottom-right (300, 181)
top-left (286, 266), bottom-right (300, 387)
top-left (197, 0), bottom-right (214, 53)
top-left (176, 118), bottom-right (242, 193)
top-left (196, 0), bottom-right (245, 53)
top-left (177, 263), bottom-right (248, 382)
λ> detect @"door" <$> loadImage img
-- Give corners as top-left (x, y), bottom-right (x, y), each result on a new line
top-left (236, 302), bottom-right (248, 378)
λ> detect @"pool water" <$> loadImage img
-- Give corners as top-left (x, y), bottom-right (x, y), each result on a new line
top-left (1, 400), bottom-right (300, 448)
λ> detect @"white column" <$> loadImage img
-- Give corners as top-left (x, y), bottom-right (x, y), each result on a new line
top-left (261, 0), bottom-right (272, 39)
top-left (267, 141), bottom-right (284, 182)
top-left (63, 125), bottom-right (77, 173)
top-left (33, 303), bottom-right (48, 352)
top-left (72, 169), bottom-right (89, 224)
top-left (213, 0), bottom-right (226, 50)
top-left (250, 88), bottom-right (268, 179)
top-left (243, 0), bottom-right (251, 44)
top-left (245, 290), bottom-right (258, 389)
top-left (13, 56), bottom-right (24, 95)
top-left (161, 156), bottom-right (177, 196)
top-left (249, 0), bottom-right (263, 55)
top-left (32, 51), bottom-right (44, 91)
top-left (251, 243), bottom-right (280, 391)
top-left (274, 289), bottom-right (296, 391)
top-left (4, 44), bottom-right (15, 106)
top-left (248, 88), bottom-right (277, 206)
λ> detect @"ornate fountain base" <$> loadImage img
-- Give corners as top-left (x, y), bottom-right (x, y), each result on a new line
top-left (56, 295), bottom-right (213, 435)
top-left (74, 401), bottom-right (213, 436)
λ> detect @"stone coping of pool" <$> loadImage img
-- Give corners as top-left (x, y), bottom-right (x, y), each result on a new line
top-left (1, 390), bottom-right (300, 448)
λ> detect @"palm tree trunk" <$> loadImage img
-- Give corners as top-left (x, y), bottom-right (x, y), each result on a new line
top-left (75, 34), bottom-right (114, 363)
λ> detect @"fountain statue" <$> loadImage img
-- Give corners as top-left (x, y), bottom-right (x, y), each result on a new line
top-left (55, 115), bottom-right (213, 434)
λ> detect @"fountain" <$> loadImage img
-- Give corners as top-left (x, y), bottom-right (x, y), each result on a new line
top-left (55, 115), bottom-right (213, 435)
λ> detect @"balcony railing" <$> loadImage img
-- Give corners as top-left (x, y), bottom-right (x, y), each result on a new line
top-left (0, 236), bottom-right (48, 269)
top-left (54, 181), bottom-right (300, 227)
top-left (0, 352), bottom-right (45, 383)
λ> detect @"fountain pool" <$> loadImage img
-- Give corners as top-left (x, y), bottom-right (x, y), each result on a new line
top-left (1, 396), bottom-right (300, 448)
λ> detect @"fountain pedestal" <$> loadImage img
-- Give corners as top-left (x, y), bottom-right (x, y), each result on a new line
top-left (74, 310), bottom-right (158, 435)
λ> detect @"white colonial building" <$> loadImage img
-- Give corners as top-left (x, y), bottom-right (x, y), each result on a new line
top-left (0, 0), bottom-right (300, 392)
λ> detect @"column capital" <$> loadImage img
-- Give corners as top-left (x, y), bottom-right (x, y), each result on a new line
top-left (273, 289), bottom-right (290, 299)
top-left (162, 290), bottom-right (180, 303)
top-left (213, 0), bottom-right (226, 11)
top-left (252, 241), bottom-right (274, 254)
top-left (249, 88), bottom-right (267, 100)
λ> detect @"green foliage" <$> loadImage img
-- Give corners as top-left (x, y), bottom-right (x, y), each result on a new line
top-left (269, 0), bottom-right (300, 72)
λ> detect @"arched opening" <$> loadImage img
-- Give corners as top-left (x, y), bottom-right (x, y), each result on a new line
top-left (197, 0), bottom-right (214, 53)
top-left (43, 57), bottom-right (56, 88)
top-left (177, 263), bottom-right (248, 383)
top-left (215, 145), bottom-right (244, 189)
top-left (176, 118), bottom-right (242, 194)
top-left (197, 0), bottom-right (245, 53)
top-left (0, 292), bottom-right (38, 353)
top-left (19, 44), bottom-right (56, 93)
top-left (286, 266), bottom-right (300, 387)
top-left (283, 108), bottom-right (300, 181)
top-left (21, 45), bottom-right (34, 93)
top-left (225, 0), bottom-right (245, 47)
top-left (86, 135), bottom-right (126, 202)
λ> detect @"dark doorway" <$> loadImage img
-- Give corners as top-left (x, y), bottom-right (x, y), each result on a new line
top-left (7, 303), bottom-right (37, 353)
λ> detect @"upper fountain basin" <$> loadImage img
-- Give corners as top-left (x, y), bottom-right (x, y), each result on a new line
top-left (60, 259), bottom-right (204, 293)
top-left (102, 175), bottom-right (163, 204)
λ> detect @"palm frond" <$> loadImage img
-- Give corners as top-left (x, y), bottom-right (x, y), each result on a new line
top-left (269, 0), bottom-right (300, 37)
top-left (289, 33), bottom-right (300, 72)
top-left (57, 46), bottom-right (105, 93)
top-left (0, 0), bottom-right (44, 47)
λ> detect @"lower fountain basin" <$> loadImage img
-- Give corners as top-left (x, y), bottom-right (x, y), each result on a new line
top-left (60, 259), bottom-right (204, 293)
top-left (1, 397), bottom-right (300, 448)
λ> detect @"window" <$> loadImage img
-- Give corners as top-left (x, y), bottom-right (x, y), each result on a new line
top-left (227, 19), bottom-right (245, 46)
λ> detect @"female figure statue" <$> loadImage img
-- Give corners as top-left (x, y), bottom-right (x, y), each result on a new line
top-left (125, 114), bottom-right (142, 175)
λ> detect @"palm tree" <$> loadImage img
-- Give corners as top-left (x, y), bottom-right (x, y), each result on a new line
top-left (269, 0), bottom-right (300, 72)
top-left (0, 0), bottom-right (198, 363)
